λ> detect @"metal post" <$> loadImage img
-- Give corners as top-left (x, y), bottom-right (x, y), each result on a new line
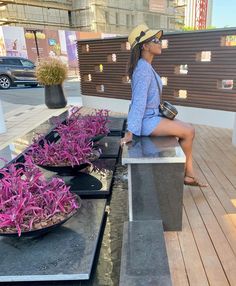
top-left (33, 30), bottom-right (40, 59)
top-left (26, 29), bottom-right (41, 59)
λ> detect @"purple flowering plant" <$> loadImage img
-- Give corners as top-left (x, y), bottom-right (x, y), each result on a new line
top-left (57, 107), bottom-right (110, 139)
top-left (0, 157), bottom-right (79, 237)
top-left (29, 108), bottom-right (110, 167)
top-left (29, 133), bottom-right (94, 167)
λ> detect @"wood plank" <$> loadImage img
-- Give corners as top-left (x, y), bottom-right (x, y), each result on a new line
top-left (164, 232), bottom-right (189, 286)
top-left (184, 188), bottom-right (230, 285)
top-left (193, 144), bottom-right (236, 212)
top-left (188, 180), bottom-right (236, 285)
top-left (193, 160), bottom-right (236, 254)
top-left (178, 209), bottom-right (209, 286)
top-left (195, 136), bottom-right (236, 196)
top-left (196, 125), bottom-right (236, 164)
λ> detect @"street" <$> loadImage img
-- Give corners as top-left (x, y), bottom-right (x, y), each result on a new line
top-left (0, 79), bottom-right (82, 114)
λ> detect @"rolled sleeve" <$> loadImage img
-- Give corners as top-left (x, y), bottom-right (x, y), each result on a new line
top-left (127, 68), bottom-right (152, 136)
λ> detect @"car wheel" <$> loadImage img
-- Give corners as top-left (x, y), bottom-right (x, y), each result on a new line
top-left (0, 75), bottom-right (11, 89)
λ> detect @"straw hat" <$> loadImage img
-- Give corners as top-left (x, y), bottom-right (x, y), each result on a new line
top-left (128, 23), bottom-right (163, 49)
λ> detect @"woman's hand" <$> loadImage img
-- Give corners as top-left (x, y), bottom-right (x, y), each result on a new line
top-left (120, 131), bottom-right (133, 146)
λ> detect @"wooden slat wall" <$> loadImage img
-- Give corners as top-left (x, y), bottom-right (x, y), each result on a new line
top-left (77, 28), bottom-right (236, 112)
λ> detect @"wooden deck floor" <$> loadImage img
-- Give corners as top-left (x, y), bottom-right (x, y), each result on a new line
top-left (164, 125), bottom-right (236, 286)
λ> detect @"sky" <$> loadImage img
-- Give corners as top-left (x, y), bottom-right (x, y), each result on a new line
top-left (212, 0), bottom-right (236, 28)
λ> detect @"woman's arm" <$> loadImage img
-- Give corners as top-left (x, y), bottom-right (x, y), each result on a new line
top-left (127, 67), bottom-right (152, 136)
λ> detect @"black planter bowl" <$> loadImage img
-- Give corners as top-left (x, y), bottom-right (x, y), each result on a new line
top-left (38, 162), bottom-right (90, 174)
top-left (36, 150), bottom-right (101, 175)
top-left (90, 134), bottom-right (106, 142)
top-left (0, 195), bottom-right (81, 238)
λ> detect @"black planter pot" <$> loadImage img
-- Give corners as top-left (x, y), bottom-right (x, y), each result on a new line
top-left (44, 84), bottom-right (67, 109)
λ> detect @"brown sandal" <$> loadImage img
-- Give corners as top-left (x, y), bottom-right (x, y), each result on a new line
top-left (184, 175), bottom-right (208, 187)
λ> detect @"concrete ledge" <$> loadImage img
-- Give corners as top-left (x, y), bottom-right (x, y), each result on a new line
top-left (119, 220), bottom-right (172, 286)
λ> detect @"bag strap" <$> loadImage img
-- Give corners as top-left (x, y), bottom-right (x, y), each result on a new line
top-left (151, 68), bottom-right (163, 102)
top-left (130, 68), bottom-right (162, 111)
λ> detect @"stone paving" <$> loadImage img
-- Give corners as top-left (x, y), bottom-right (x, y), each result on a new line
top-left (0, 104), bottom-right (68, 150)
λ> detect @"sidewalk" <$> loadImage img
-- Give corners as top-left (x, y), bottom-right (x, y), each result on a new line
top-left (0, 104), bottom-right (69, 150)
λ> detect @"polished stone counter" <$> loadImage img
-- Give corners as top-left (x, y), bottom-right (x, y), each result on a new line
top-left (119, 220), bottom-right (171, 286)
top-left (41, 158), bottom-right (116, 197)
top-left (98, 136), bottom-right (121, 159)
top-left (122, 136), bottom-right (185, 164)
top-left (0, 199), bottom-right (106, 282)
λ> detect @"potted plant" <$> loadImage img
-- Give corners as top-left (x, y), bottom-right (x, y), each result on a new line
top-left (0, 157), bottom-right (80, 237)
top-left (59, 107), bottom-right (110, 141)
top-left (36, 57), bottom-right (68, 109)
top-left (28, 108), bottom-right (110, 173)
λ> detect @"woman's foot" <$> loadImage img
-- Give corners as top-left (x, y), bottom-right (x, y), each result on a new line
top-left (184, 175), bottom-right (208, 187)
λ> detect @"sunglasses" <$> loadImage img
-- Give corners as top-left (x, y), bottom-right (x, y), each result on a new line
top-left (150, 38), bottom-right (162, 44)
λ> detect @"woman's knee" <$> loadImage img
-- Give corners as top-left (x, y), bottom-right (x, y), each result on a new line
top-left (185, 124), bottom-right (195, 139)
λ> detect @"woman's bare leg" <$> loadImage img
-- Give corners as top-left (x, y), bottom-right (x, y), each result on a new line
top-left (151, 118), bottom-right (196, 182)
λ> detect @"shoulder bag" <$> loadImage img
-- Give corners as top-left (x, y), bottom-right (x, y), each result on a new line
top-left (153, 70), bottom-right (178, 120)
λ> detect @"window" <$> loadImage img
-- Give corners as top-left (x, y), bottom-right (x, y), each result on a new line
top-left (20, 59), bottom-right (34, 67)
top-left (107, 54), bottom-right (117, 62)
top-left (161, 77), bottom-right (168, 86)
top-left (83, 74), bottom-right (92, 82)
top-left (196, 51), bottom-right (211, 62)
top-left (131, 15), bottom-right (134, 26)
top-left (96, 84), bottom-right (105, 92)
top-left (95, 64), bottom-right (103, 73)
top-left (161, 39), bottom-right (168, 49)
top-left (174, 90), bottom-right (188, 99)
top-left (121, 42), bottom-right (131, 51)
top-left (175, 64), bottom-right (188, 74)
top-left (126, 14), bottom-right (130, 27)
top-left (116, 12), bottom-right (119, 25)
top-left (223, 35), bottom-right (236, 46)
top-left (218, 80), bottom-right (234, 90)
top-left (81, 44), bottom-right (89, 53)
top-left (122, 75), bottom-right (131, 84)
top-left (105, 11), bottom-right (109, 23)
top-left (0, 58), bottom-right (22, 66)
top-left (143, 0), bottom-right (148, 7)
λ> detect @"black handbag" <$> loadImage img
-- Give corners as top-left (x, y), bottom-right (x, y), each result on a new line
top-left (159, 101), bottom-right (178, 120)
top-left (153, 70), bottom-right (178, 120)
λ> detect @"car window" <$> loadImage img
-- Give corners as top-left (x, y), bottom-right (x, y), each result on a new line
top-left (20, 59), bottom-right (35, 68)
top-left (0, 58), bottom-right (23, 66)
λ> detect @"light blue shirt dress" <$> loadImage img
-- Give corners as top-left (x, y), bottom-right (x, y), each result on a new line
top-left (127, 58), bottom-right (163, 136)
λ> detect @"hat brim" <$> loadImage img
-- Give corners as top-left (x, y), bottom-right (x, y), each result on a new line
top-left (142, 29), bottom-right (163, 42)
top-left (131, 29), bottom-right (163, 49)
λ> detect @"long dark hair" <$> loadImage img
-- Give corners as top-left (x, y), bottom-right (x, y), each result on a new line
top-left (127, 44), bottom-right (142, 78)
top-left (127, 35), bottom-right (156, 78)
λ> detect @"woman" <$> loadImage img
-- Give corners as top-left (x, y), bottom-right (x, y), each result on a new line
top-left (121, 24), bottom-right (207, 187)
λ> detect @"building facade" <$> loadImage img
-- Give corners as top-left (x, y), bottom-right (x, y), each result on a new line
top-left (184, 0), bottom-right (213, 29)
top-left (0, 0), bottom-right (181, 33)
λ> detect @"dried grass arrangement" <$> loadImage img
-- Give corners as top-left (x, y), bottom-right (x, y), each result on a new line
top-left (36, 57), bottom-right (68, 86)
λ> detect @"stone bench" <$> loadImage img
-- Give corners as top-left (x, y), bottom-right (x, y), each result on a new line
top-left (122, 136), bottom-right (185, 230)
top-left (119, 220), bottom-right (172, 286)
top-left (119, 136), bottom-right (186, 286)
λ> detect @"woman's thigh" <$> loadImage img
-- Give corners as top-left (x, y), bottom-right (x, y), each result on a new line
top-left (151, 118), bottom-right (194, 139)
